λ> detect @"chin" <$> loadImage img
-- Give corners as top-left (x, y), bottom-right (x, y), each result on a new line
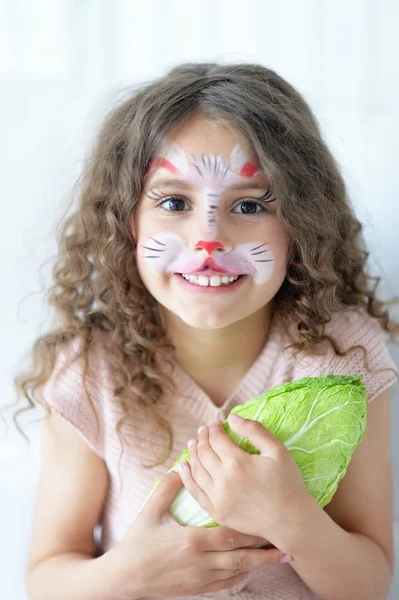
top-left (175, 309), bottom-right (248, 331)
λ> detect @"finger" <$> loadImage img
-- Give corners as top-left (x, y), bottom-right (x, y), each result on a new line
top-left (197, 419), bottom-right (223, 480)
top-left (208, 417), bottom-right (242, 461)
top-left (202, 571), bottom-right (251, 593)
top-left (196, 425), bottom-right (222, 475)
top-left (227, 413), bottom-right (285, 458)
top-left (177, 459), bottom-right (215, 516)
top-left (187, 436), bottom-right (214, 488)
top-left (209, 547), bottom-right (288, 573)
top-left (245, 542), bottom-right (276, 549)
top-left (163, 510), bottom-right (180, 525)
top-left (199, 526), bottom-right (270, 551)
top-left (142, 467), bottom-right (184, 524)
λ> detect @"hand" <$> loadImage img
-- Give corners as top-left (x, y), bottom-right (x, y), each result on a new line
top-left (178, 414), bottom-right (313, 548)
top-left (108, 468), bottom-right (289, 599)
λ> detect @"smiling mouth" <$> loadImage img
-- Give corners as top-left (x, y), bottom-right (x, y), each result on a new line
top-left (182, 265), bottom-right (242, 277)
top-left (176, 264), bottom-right (245, 287)
top-left (183, 257), bottom-right (240, 277)
top-left (178, 273), bottom-right (245, 287)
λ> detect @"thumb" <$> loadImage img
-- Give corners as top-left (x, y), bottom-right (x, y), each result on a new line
top-left (142, 467), bottom-right (184, 525)
top-left (228, 413), bottom-right (283, 458)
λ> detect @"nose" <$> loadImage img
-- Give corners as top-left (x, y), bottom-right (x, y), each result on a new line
top-left (194, 240), bottom-right (225, 255)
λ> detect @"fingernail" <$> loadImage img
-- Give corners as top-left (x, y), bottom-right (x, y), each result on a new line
top-left (197, 426), bottom-right (206, 434)
top-left (280, 554), bottom-right (293, 563)
top-left (229, 413), bottom-right (244, 423)
top-left (188, 438), bottom-right (196, 447)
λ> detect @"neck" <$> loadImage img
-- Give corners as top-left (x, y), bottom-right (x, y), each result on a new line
top-left (163, 303), bottom-right (274, 378)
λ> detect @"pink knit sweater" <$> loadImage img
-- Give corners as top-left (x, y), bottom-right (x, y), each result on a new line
top-left (41, 307), bottom-right (398, 600)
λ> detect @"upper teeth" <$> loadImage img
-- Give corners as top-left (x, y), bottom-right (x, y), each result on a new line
top-left (181, 274), bottom-right (240, 287)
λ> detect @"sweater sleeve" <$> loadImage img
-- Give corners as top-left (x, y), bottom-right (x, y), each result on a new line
top-left (293, 308), bottom-right (398, 402)
top-left (38, 333), bottom-right (112, 458)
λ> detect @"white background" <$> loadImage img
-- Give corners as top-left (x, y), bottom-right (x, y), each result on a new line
top-left (0, 1), bottom-right (398, 598)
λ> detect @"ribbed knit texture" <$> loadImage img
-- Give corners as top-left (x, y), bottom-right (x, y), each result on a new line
top-left (41, 307), bottom-right (398, 600)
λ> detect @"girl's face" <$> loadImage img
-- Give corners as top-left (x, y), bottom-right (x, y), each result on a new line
top-left (131, 116), bottom-right (290, 330)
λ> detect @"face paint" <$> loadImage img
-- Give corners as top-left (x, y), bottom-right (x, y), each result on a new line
top-left (141, 232), bottom-right (274, 284)
top-left (145, 144), bottom-right (264, 238)
top-left (142, 143), bottom-right (276, 284)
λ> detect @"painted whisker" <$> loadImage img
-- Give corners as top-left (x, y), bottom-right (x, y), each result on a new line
top-left (141, 246), bottom-right (165, 252)
top-left (149, 236), bottom-right (166, 246)
top-left (192, 161), bottom-right (203, 178)
top-left (251, 242), bottom-right (269, 251)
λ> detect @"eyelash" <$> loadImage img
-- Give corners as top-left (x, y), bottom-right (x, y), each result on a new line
top-left (150, 192), bottom-right (275, 216)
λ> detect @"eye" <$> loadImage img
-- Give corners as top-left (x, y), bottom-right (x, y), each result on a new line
top-left (232, 200), bottom-right (268, 215)
top-left (159, 196), bottom-right (190, 212)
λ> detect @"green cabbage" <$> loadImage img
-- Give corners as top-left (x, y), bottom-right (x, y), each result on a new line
top-left (160, 375), bottom-right (368, 527)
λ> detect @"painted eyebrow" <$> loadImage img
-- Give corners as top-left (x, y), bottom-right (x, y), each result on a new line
top-left (146, 177), bottom-right (269, 192)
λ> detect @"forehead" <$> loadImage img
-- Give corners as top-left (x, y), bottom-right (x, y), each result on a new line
top-left (144, 115), bottom-right (269, 189)
top-left (159, 116), bottom-right (253, 163)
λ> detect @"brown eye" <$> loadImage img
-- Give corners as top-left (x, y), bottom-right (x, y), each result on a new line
top-left (233, 200), bottom-right (267, 215)
top-left (160, 196), bottom-right (189, 211)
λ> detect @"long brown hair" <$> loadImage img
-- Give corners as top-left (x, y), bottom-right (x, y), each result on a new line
top-left (11, 62), bottom-right (398, 467)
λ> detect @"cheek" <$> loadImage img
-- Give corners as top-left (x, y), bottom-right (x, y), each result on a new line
top-left (250, 226), bottom-right (289, 286)
top-left (132, 210), bottom-right (159, 274)
top-left (135, 254), bottom-right (167, 303)
top-left (136, 246), bottom-right (160, 283)
top-left (270, 225), bottom-right (290, 267)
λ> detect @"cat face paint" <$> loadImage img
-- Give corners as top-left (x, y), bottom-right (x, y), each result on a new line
top-left (144, 144), bottom-right (276, 284)
top-left (142, 233), bottom-right (274, 284)
top-left (146, 144), bottom-right (267, 237)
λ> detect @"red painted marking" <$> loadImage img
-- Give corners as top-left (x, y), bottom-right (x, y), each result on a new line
top-left (145, 156), bottom-right (178, 175)
top-left (195, 241), bottom-right (224, 254)
top-left (240, 161), bottom-right (260, 177)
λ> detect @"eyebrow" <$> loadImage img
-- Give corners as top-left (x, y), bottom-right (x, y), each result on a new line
top-left (146, 177), bottom-right (269, 192)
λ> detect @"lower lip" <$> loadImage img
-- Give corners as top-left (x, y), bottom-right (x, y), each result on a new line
top-left (174, 273), bottom-right (247, 294)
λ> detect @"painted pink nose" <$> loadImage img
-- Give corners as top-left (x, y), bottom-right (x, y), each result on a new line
top-left (195, 240), bottom-right (224, 254)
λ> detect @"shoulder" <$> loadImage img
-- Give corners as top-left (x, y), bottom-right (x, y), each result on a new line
top-left (288, 307), bottom-right (398, 402)
top-left (325, 306), bottom-right (388, 345)
top-left (38, 329), bottom-right (116, 457)
top-left (41, 329), bottom-right (115, 400)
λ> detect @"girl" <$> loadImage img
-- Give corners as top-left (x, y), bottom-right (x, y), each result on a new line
top-left (15, 63), bottom-right (398, 600)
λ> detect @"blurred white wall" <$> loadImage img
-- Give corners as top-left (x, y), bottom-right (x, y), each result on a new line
top-left (0, 1), bottom-right (398, 598)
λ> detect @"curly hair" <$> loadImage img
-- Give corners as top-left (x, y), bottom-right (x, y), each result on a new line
top-left (11, 62), bottom-right (398, 468)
